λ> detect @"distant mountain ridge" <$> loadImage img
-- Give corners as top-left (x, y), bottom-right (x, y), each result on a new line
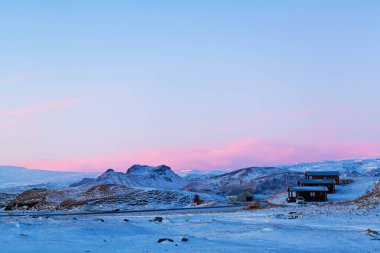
top-left (2, 158), bottom-right (379, 193)
top-left (177, 169), bottom-right (230, 181)
top-left (0, 166), bottom-right (99, 188)
top-left (183, 158), bottom-right (380, 195)
top-left (282, 158), bottom-right (380, 177)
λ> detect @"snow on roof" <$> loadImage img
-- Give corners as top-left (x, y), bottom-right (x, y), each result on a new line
top-left (290, 186), bottom-right (329, 192)
top-left (299, 179), bottom-right (336, 184)
top-left (304, 171), bottom-right (340, 176)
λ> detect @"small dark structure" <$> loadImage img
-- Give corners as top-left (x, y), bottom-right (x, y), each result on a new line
top-left (341, 178), bottom-right (352, 185)
top-left (304, 171), bottom-right (340, 184)
top-left (227, 190), bottom-right (253, 202)
top-left (287, 186), bottom-right (328, 202)
top-left (298, 179), bottom-right (336, 193)
top-left (192, 194), bottom-right (202, 205)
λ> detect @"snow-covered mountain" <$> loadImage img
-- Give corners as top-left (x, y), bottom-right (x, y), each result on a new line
top-left (0, 166), bottom-right (99, 189)
top-left (2, 158), bottom-right (379, 211)
top-left (182, 167), bottom-right (302, 195)
top-left (284, 158), bottom-right (380, 177)
top-left (72, 165), bottom-right (188, 190)
top-left (177, 169), bottom-right (229, 181)
top-left (182, 158), bottom-right (380, 196)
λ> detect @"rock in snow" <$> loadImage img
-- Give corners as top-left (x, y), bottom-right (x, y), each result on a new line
top-left (157, 238), bottom-right (174, 243)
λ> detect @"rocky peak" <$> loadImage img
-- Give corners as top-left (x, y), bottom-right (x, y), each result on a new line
top-left (126, 165), bottom-right (172, 175)
top-left (71, 164), bottom-right (187, 190)
top-left (95, 168), bottom-right (123, 182)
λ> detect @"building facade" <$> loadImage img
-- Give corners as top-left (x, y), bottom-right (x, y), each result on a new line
top-left (304, 171), bottom-right (340, 184)
top-left (298, 178), bottom-right (336, 193)
top-left (287, 186), bottom-right (329, 202)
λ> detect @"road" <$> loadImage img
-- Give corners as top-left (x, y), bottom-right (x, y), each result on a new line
top-left (0, 205), bottom-right (245, 218)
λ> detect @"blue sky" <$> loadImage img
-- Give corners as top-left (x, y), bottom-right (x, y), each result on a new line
top-left (0, 1), bottom-right (379, 171)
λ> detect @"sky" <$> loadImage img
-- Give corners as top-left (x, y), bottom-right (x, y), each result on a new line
top-left (0, 0), bottom-right (379, 172)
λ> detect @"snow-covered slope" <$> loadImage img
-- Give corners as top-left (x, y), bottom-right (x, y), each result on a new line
top-left (284, 158), bottom-right (380, 177)
top-left (0, 166), bottom-right (99, 188)
top-left (73, 165), bottom-right (188, 190)
top-left (183, 167), bottom-right (303, 195)
top-left (183, 158), bottom-right (380, 196)
top-left (177, 169), bottom-right (229, 181)
top-left (4, 184), bottom-right (223, 211)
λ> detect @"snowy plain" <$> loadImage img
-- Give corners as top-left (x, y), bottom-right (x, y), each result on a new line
top-left (0, 203), bottom-right (379, 253)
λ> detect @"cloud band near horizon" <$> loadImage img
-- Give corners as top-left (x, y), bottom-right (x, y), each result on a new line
top-left (11, 139), bottom-right (380, 172)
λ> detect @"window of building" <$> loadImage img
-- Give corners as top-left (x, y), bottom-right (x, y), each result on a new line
top-left (310, 192), bottom-right (316, 197)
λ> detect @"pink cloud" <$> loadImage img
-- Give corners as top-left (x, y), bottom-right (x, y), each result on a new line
top-left (12, 138), bottom-right (380, 172)
top-left (8, 119), bottom-right (34, 127)
top-left (0, 98), bottom-right (80, 119)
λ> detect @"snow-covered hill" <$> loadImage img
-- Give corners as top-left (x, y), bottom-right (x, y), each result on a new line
top-left (182, 158), bottom-right (380, 196)
top-left (72, 165), bottom-right (188, 190)
top-left (177, 169), bottom-right (229, 181)
top-left (0, 166), bottom-right (99, 188)
top-left (284, 158), bottom-right (380, 177)
top-left (4, 184), bottom-right (223, 211)
top-left (183, 167), bottom-right (303, 195)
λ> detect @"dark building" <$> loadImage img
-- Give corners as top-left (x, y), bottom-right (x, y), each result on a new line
top-left (304, 171), bottom-right (340, 184)
top-left (227, 190), bottom-right (253, 202)
top-left (298, 178), bottom-right (336, 193)
top-left (340, 178), bottom-right (352, 185)
top-left (287, 186), bottom-right (328, 202)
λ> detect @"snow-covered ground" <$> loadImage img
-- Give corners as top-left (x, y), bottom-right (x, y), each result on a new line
top-left (329, 177), bottom-right (377, 202)
top-left (0, 179), bottom-right (379, 252)
top-left (0, 201), bottom-right (379, 253)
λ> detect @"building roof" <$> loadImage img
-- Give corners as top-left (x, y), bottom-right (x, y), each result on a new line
top-left (304, 171), bottom-right (340, 176)
top-left (299, 179), bottom-right (336, 184)
top-left (227, 189), bottom-right (252, 196)
top-left (290, 186), bottom-right (329, 192)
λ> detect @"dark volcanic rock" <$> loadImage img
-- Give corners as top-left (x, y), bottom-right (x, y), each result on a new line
top-left (157, 238), bottom-right (173, 243)
top-left (150, 217), bottom-right (163, 222)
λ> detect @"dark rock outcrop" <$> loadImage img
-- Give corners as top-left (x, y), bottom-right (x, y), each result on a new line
top-left (157, 238), bottom-right (173, 243)
top-left (5, 188), bottom-right (57, 211)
